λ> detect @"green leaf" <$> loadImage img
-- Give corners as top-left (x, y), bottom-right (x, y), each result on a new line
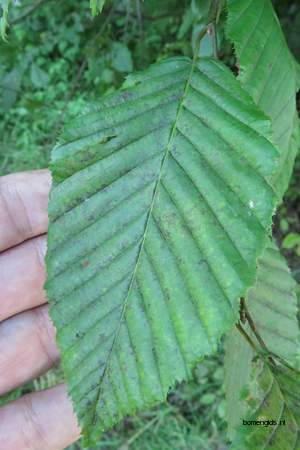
top-left (0, 0), bottom-right (12, 40)
top-left (46, 57), bottom-right (279, 445)
top-left (295, 60), bottom-right (300, 91)
top-left (272, 113), bottom-right (300, 200)
top-left (226, 0), bottom-right (299, 199)
top-left (111, 43), bottom-right (133, 73)
top-left (1, 67), bottom-right (22, 111)
top-left (225, 325), bottom-right (254, 440)
top-left (90, 0), bottom-right (105, 16)
top-left (247, 241), bottom-right (300, 365)
top-left (177, 5), bottom-right (197, 40)
top-left (200, 393), bottom-right (216, 406)
top-left (282, 232), bottom-right (300, 257)
top-left (282, 233), bottom-right (300, 250)
top-left (226, 7), bottom-right (300, 444)
top-left (30, 63), bottom-right (50, 89)
top-left (231, 360), bottom-right (300, 450)
top-left (225, 241), bottom-right (300, 443)
top-left (192, 24), bottom-right (214, 57)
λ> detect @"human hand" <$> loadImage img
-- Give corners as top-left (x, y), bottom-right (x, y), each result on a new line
top-left (0, 170), bottom-right (81, 450)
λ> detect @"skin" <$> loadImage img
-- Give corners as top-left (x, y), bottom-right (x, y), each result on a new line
top-left (0, 169), bottom-right (81, 450)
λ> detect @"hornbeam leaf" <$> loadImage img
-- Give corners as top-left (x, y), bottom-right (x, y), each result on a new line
top-left (247, 241), bottom-right (300, 365)
top-left (226, 5), bottom-right (300, 444)
top-left (295, 61), bottom-right (300, 91)
top-left (225, 324), bottom-right (253, 440)
top-left (231, 360), bottom-right (300, 450)
top-left (225, 241), bottom-right (300, 442)
top-left (46, 57), bottom-right (279, 445)
top-left (226, 0), bottom-right (299, 199)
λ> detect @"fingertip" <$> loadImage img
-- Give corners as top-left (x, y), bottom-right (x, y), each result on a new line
top-left (0, 384), bottom-right (81, 450)
top-left (0, 169), bottom-right (51, 252)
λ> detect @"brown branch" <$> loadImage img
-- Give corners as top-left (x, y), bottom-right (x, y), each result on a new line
top-left (11, 0), bottom-right (52, 25)
top-left (114, 9), bottom-right (180, 21)
top-left (207, 22), bottom-right (218, 58)
top-left (207, 0), bottom-right (222, 58)
top-left (236, 322), bottom-right (259, 353)
top-left (240, 297), bottom-right (276, 365)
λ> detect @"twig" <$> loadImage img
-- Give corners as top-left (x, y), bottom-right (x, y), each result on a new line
top-left (208, 0), bottom-right (221, 58)
top-left (240, 298), bottom-right (276, 365)
top-left (236, 322), bottom-right (259, 353)
top-left (119, 416), bottom-right (157, 449)
top-left (114, 8), bottom-right (174, 21)
top-left (124, 0), bottom-right (131, 34)
top-left (194, 26), bottom-right (209, 59)
top-left (119, 409), bottom-right (169, 449)
top-left (207, 22), bottom-right (218, 58)
top-left (135, 0), bottom-right (143, 35)
top-left (11, 0), bottom-right (51, 25)
top-left (241, 299), bottom-right (268, 353)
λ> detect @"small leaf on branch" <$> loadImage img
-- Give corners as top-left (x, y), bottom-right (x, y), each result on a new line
top-left (225, 240), bottom-right (300, 444)
top-left (231, 359), bottom-right (300, 449)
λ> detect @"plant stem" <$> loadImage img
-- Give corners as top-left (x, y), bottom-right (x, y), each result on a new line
top-left (240, 298), bottom-right (276, 365)
top-left (194, 26), bottom-right (209, 60)
top-left (208, 0), bottom-right (221, 58)
top-left (236, 322), bottom-right (259, 353)
top-left (208, 22), bottom-right (218, 58)
top-left (241, 299), bottom-right (267, 352)
top-left (11, 0), bottom-right (51, 25)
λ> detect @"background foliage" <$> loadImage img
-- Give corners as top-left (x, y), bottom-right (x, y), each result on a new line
top-left (0, 1), bottom-right (299, 449)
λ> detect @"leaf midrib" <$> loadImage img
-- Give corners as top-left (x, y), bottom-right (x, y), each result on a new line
top-left (89, 56), bottom-right (197, 424)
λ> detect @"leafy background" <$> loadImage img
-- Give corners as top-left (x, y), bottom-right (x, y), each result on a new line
top-left (0, 1), bottom-right (299, 449)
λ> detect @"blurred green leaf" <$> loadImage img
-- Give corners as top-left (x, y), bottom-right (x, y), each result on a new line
top-left (282, 232), bottom-right (300, 251)
top-left (280, 218), bottom-right (289, 233)
top-left (1, 67), bottom-right (22, 110)
top-left (90, 0), bottom-right (105, 16)
top-left (111, 42), bottom-right (133, 73)
top-left (177, 4), bottom-right (196, 39)
top-left (30, 63), bottom-right (50, 88)
top-left (200, 393), bottom-right (216, 406)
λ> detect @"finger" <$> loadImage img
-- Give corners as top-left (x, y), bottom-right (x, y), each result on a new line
top-left (0, 384), bottom-right (81, 450)
top-left (0, 235), bottom-right (48, 322)
top-left (0, 305), bottom-right (59, 396)
top-left (0, 169), bottom-right (51, 252)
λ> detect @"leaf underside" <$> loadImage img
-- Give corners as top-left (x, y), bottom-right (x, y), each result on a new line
top-left (46, 57), bottom-right (279, 445)
top-left (225, 241), bottom-right (300, 441)
top-left (226, 0), bottom-right (299, 198)
top-left (225, 1), bottom-right (300, 448)
top-left (231, 360), bottom-right (300, 450)
top-left (247, 241), bottom-right (300, 365)
top-left (225, 323), bottom-right (253, 441)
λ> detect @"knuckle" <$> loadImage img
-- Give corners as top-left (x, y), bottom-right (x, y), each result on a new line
top-left (31, 236), bottom-right (47, 272)
top-left (33, 306), bottom-right (56, 367)
top-left (20, 394), bottom-right (49, 450)
top-left (0, 180), bottom-right (32, 241)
